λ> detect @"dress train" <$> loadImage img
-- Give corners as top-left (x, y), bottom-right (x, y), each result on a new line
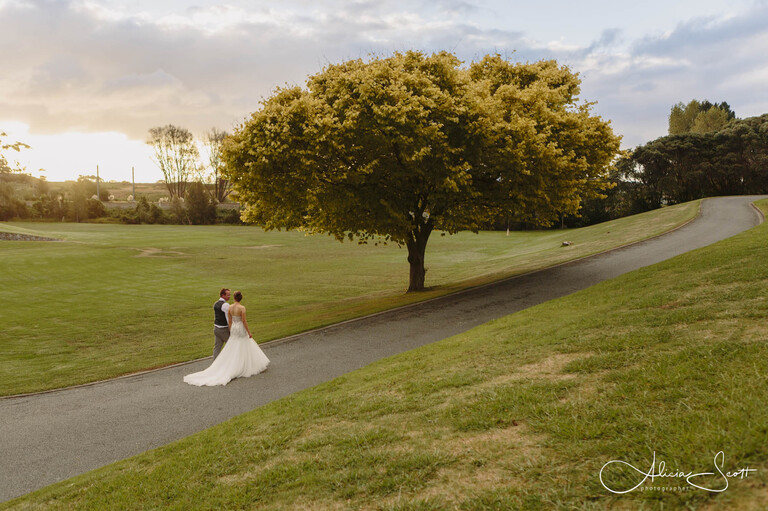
top-left (184, 318), bottom-right (269, 386)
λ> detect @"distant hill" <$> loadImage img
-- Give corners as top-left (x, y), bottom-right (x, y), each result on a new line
top-left (47, 181), bottom-right (239, 207)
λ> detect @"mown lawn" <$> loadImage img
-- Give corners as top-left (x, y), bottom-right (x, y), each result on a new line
top-left (0, 201), bottom-right (698, 396)
top-left (4, 203), bottom-right (767, 510)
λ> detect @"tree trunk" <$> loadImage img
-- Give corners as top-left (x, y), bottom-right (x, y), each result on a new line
top-left (216, 177), bottom-right (231, 203)
top-left (406, 224), bottom-right (432, 292)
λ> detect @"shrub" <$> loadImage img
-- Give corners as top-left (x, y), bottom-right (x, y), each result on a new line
top-left (218, 207), bottom-right (243, 224)
top-left (185, 182), bottom-right (216, 225)
top-left (31, 195), bottom-right (66, 220)
top-left (0, 185), bottom-right (29, 220)
top-left (86, 198), bottom-right (106, 218)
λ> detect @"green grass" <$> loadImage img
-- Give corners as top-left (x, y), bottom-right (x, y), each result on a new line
top-left (0, 201), bottom-right (698, 396)
top-left (4, 201), bottom-right (767, 509)
top-left (0, 201), bottom-right (768, 510)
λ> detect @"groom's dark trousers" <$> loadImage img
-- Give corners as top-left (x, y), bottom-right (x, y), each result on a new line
top-left (213, 327), bottom-right (230, 359)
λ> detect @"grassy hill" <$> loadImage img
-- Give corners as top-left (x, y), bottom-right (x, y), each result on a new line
top-left (3, 204), bottom-right (766, 509)
top-left (46, 181), bottom-right (172, 202)
top-left (0, 201), bottom-right (699, 396)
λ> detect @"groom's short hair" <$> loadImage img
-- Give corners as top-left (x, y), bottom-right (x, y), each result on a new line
top-left (220, 288), bottom-right (230, 297)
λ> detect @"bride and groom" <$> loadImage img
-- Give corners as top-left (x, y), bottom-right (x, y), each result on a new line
top-left (183, 288), bottom-right (270, 386)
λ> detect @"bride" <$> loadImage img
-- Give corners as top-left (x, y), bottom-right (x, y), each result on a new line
top-left (184, 290), bottom-right (270, 386)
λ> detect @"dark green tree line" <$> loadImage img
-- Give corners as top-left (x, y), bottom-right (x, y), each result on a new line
top-left (606, 114), bottom-right (768, 214)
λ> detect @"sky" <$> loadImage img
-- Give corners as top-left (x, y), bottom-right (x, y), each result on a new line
top-left (1, 0), bottom-right (767, 182)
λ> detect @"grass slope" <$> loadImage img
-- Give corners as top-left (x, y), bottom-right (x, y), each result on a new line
top-left (0, 201), bottom-right (697, 396)
top-left (4, 200), bottom-right (767, 510)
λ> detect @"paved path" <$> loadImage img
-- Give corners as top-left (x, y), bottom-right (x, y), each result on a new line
top-left (0, 196), bottom-right (764, 503)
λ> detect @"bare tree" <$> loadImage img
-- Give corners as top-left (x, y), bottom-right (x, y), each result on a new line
top-left (147, 125), bottom-right (199, 199)
top-left (204, 128), bottom-right (232, 203)
top-left (1, 131), bottom-right (30, 174)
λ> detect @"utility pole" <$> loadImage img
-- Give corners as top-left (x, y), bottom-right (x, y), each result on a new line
top-left (96, 165), bottom-right (100, 200)
top-left (132, 166), bottom-right (135, 200)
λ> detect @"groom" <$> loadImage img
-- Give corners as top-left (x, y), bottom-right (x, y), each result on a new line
top-left (213, 288), bottom-right (231, 359)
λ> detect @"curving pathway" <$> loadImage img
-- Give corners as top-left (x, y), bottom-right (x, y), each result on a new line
top-left (0, 195), bottom-right (764, 503)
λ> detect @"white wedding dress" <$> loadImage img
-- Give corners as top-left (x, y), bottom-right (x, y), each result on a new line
top-left (184, 315), bottom-right (270, 386)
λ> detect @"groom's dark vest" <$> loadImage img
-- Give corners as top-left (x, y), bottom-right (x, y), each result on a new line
top-left (214, 300), bottom-right (228, 327)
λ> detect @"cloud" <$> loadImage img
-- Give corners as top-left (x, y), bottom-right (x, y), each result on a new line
top-left (27, 55), bottom-right (90, 93)
top-left (573, 2), bottom-right (768, 146)
top-left (103, 69), bottom-right (181, 92)
top-left (1, 0), bottom-right (767, 153)
top-left (0, 0), bottom-right (531, 139)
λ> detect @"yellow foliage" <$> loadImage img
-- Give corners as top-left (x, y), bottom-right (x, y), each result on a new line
top-left (223, 51), bottom-right (622, 289)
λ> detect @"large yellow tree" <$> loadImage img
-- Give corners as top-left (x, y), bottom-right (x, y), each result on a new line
top-left (223, 51), bottom-right (621, 292)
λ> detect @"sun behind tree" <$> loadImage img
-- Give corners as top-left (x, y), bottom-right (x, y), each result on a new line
top-left (223, 51), bottom-right (621, 292)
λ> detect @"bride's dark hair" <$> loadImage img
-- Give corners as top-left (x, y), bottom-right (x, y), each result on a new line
top-left (234, 291), bottom-right (243, 302)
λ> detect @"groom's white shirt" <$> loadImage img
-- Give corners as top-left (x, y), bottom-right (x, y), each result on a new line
top-left (215, 298), bottom-right (230, 328)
